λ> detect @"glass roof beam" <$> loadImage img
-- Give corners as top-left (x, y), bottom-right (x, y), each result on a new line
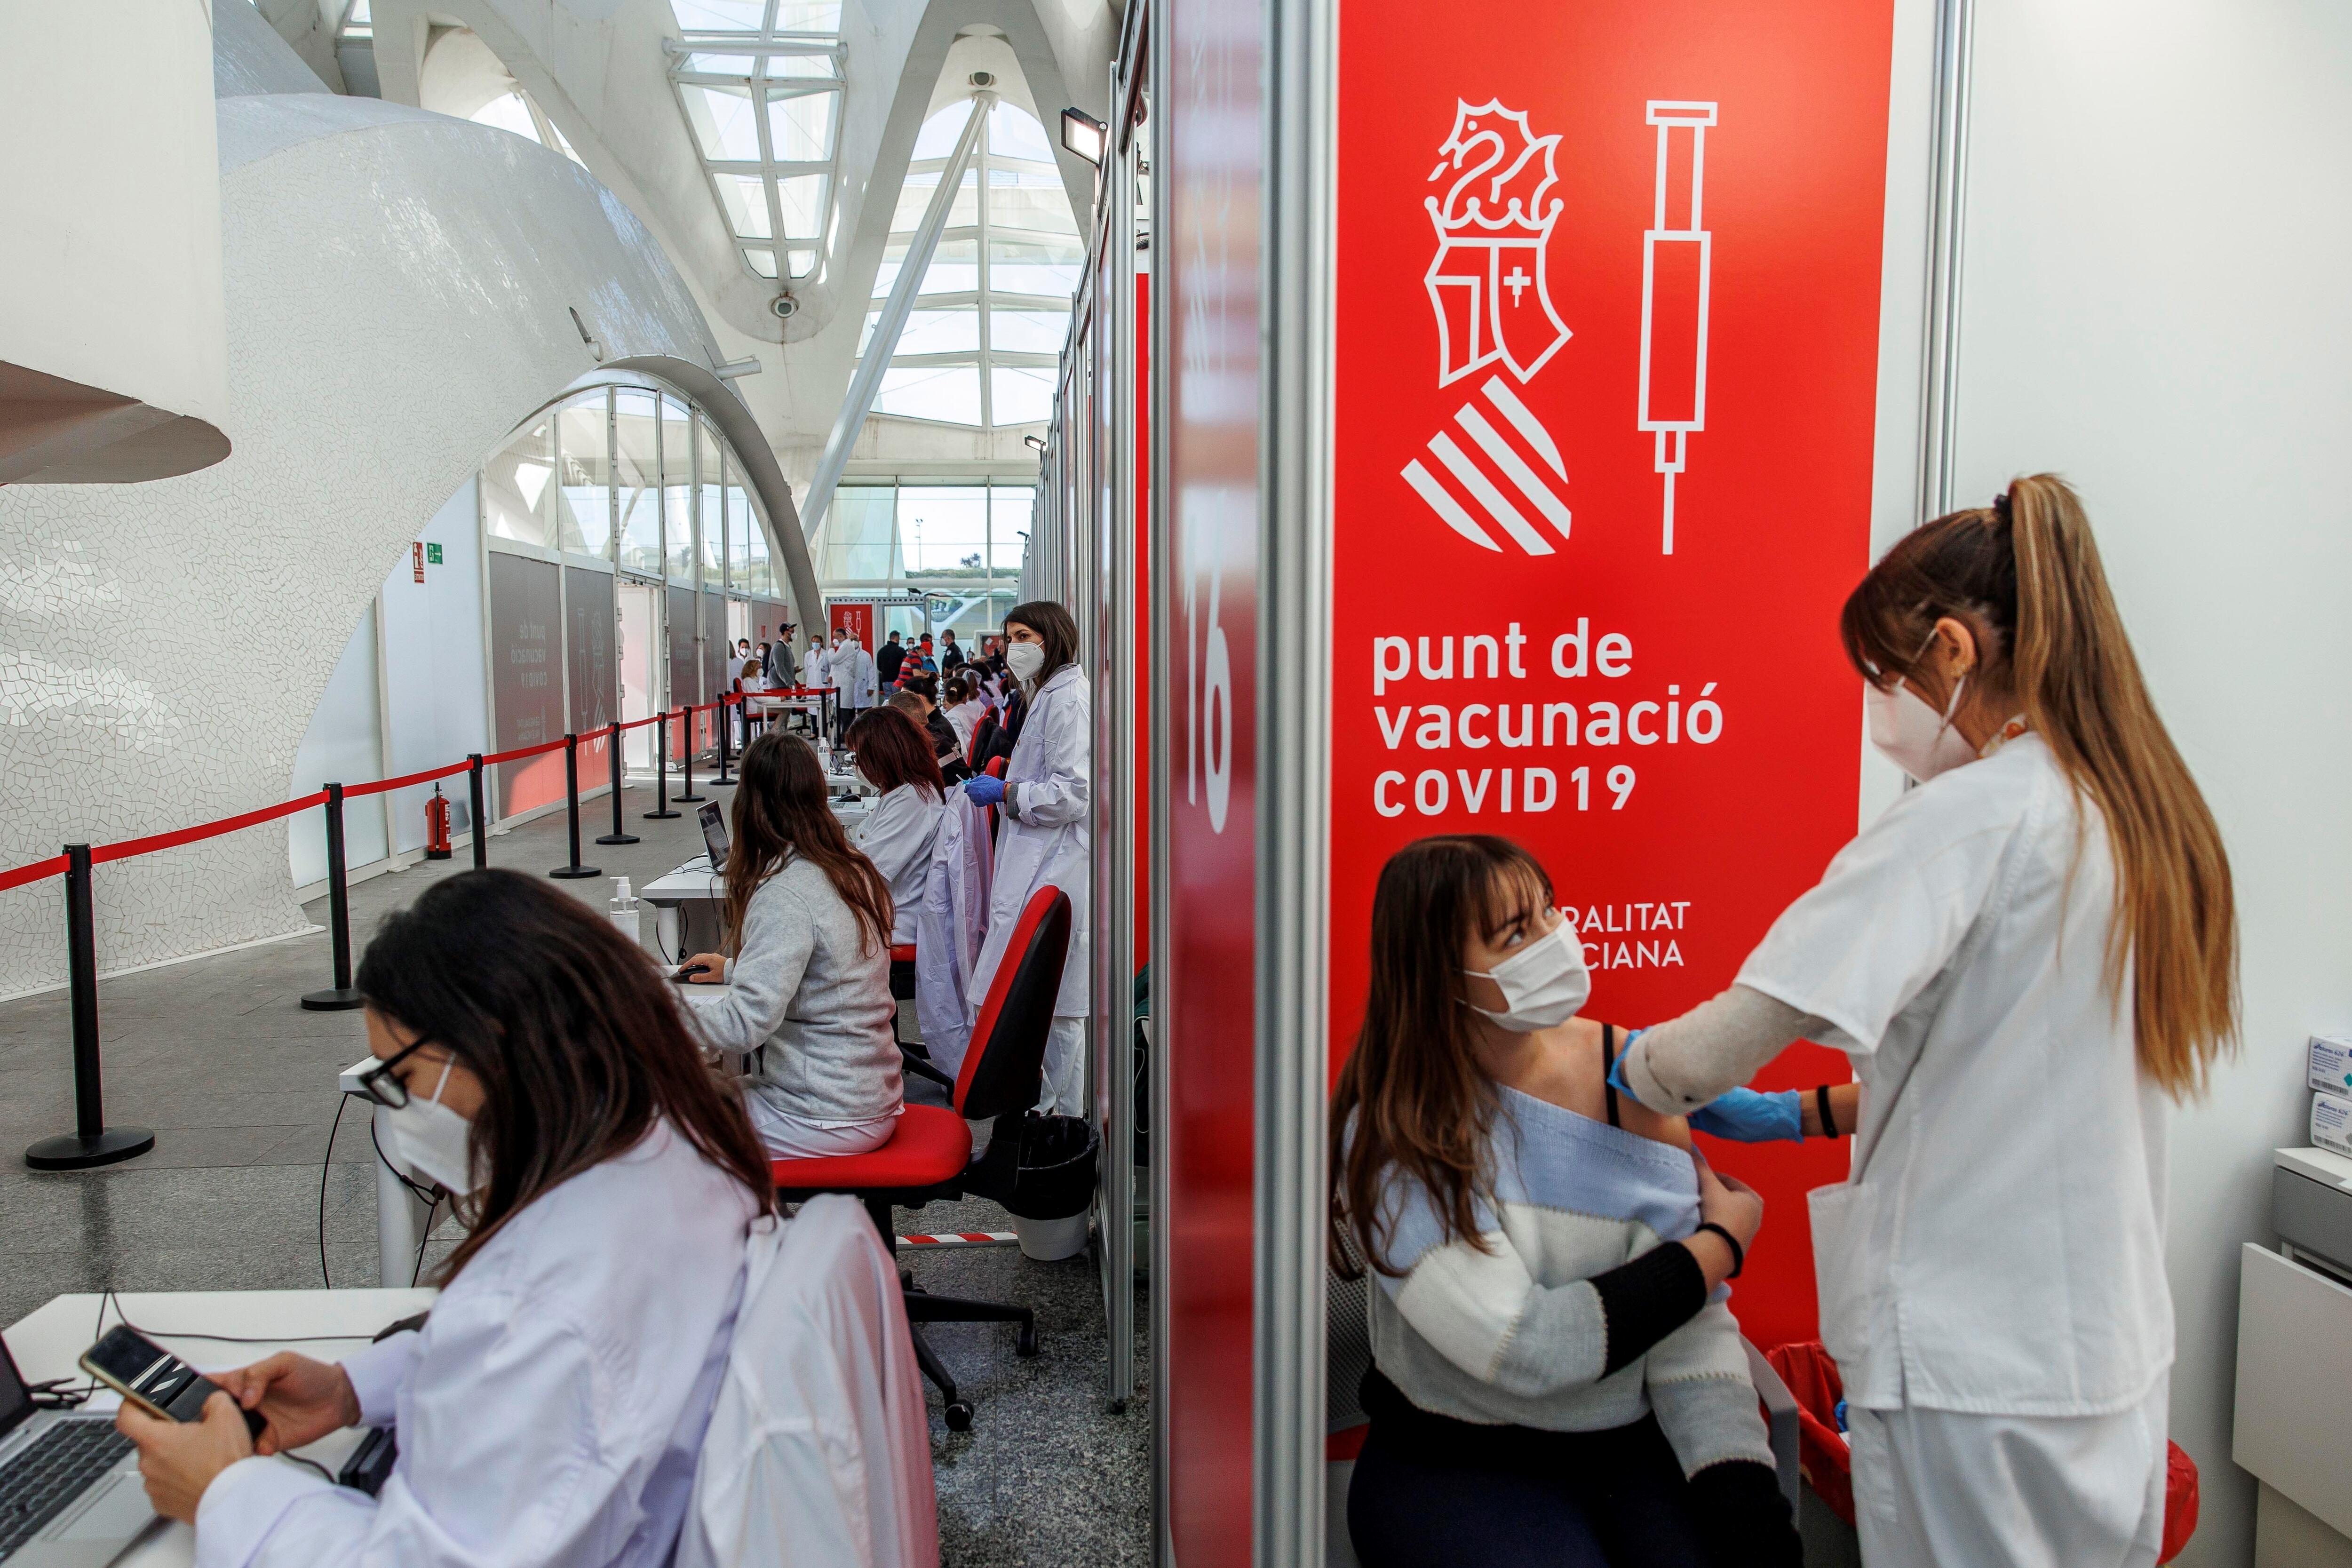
top-left (798, 92), bottom-right (992, 541)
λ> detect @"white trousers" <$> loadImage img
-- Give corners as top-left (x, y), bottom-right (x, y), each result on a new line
top-left (1034, 1015), bottom-right (1086, 1118)
top-left (743, 1093), bottom-right (899, 1160)
top-left (1849, 1374), bottom-right (2169, 1568)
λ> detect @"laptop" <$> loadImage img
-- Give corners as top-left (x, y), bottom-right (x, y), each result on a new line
top-left (0, 1336), bottom-right (159, 1566)
top-left (699, 802), bottom-right (728, 872)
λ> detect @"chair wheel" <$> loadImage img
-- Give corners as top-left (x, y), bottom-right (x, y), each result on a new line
top-left (944, 1401), bottom-right (974, 1432)
top-left (1017, 1323), bottom-right (1040, 1357)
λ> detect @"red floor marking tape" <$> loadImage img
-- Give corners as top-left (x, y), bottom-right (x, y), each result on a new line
top-left (895, 1232), bottom-right (1019, 1249)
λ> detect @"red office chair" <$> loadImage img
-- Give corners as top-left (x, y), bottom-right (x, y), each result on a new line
top-left (769, 884), bottom-right (1072, 1431)
top-left (982, 755), bottom-right (1007, 837)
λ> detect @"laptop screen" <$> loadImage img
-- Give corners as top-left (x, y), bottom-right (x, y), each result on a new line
top-left (0, 1335), bottom-right (32, 1438)
top-left (699, 803), bottom-right (728, 872)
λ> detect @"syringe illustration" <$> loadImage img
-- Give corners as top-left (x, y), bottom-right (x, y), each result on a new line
top-left (1637, 101), bottom-right (1716, 554)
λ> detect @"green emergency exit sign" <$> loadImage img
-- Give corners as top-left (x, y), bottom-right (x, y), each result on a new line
top-left (425, 543), bottom-right (443, 564)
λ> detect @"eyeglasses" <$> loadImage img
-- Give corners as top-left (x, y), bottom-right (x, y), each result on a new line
top-left (353, 1036), bottom-right (446, 1109)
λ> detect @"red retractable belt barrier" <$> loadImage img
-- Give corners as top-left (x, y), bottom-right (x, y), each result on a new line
top-left (344, 758), bottom-right (474, 800)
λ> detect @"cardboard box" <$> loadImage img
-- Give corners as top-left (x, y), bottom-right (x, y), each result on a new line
top-left (2311, 1036), bottom-right (2352, 1096)
top-left (2314, 1091), bottom-right (2352, 1160)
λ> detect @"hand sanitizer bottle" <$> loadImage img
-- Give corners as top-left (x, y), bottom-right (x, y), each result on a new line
top-left (608, 877), bottom-right (643, 949)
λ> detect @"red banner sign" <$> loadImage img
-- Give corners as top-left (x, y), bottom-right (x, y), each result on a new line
top-left (1331, 0), bottom-right (1897, 1349)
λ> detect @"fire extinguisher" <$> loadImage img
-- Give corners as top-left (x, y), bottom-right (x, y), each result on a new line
top-left (424, 784), bottom-right (453, 861)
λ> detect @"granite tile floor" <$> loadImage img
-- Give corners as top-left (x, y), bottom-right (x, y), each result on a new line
top-left (0, 781), bottom-right (1149, 1566)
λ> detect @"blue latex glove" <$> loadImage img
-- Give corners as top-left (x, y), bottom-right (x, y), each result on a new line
top-left (1604, 1030), bottom-right (1645, 1099)
top-left (964, 774), bottom-right (1006, 808)
top-left (1688, 1086), bottom-right (1804, 1143)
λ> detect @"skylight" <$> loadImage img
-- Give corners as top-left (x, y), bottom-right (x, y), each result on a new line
top-left (861, 101), bottom-right (1078, 429)
top-left (667, 0), bottom-right (845, 283)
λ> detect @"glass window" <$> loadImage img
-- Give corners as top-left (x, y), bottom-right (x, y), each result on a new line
top-left (776, 172), bottom-right (825, 239)
top-left (485, 414), bottom-right (554, 548)
top-left (726, 473), bottom-right (751, 591)
top-left (990, 486), bottom-right (1034, 573)
top-left (989, 366), bottom-right (1057, 426)
top-left (765, 89), bottom-right (836, 161)
top-left (826, 486), bottom-right (896, 580)
top-left (670, 0), bottom-right (766, 28)
top-left (873, 366), bottom-right (982, 425)
top-left (555, 393), bottom-right (611, 559)
top-left (897, 487), bottom-right (990, 579)
top-left (773, 0), bottom-right (841, 28)
top-left (680, 83), bottom-right (763, 162)
top-left (615, 390), bottom-right (662, 577)
top-left (854, 100), bottom-right (1077, 430)
top-left (744, 247), bottom-right (779, 278)
top-left (712, 171), bottom-right (771, 238)
top-left (698, 418), bottom-right (727, 585)
top-left (662, 397), bottom-right (694, 584)
top-left (741, 494), bottom-right (772, 596)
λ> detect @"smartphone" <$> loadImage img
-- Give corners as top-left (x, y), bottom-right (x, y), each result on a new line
top-left (79, 1325), bottom-right (264, 1435)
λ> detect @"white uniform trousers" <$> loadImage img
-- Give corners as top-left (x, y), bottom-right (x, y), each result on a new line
top-left (1849, 1373), bottom-right (2168, 1568)
top-left (1035, 1015), bottom-right (1086, 1117)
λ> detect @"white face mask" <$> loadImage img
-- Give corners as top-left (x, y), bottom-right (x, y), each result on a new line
top-left (1865, 675), bottom-right (1975, 783)
top-left (384, 1057), bottom-right (479, 1194)
top-left (1005, 642), bottom-right (1046, 683)
top-left (1464, 914), bottom-right (1591, 1033)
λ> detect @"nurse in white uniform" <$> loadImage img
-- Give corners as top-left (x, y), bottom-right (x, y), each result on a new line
top-left (113, 869), bottom-right (773, 1568)
top-left (845, 705), bottom-right (946, 942)
top-left (1615, 476), bottom-right (2237, 1568)
top-left (962, 600), bottom-right (1090, 1115)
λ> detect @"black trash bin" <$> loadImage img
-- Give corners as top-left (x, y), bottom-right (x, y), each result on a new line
top-left (996, 1113), bottom-right (1098, 1259)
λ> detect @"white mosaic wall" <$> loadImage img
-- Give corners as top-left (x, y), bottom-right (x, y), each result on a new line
top-left (0, 93), bottom-right (728, 994)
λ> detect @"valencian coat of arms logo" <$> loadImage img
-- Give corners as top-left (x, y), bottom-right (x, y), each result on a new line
top-left (1423, 100), bottom-right (1574, 387)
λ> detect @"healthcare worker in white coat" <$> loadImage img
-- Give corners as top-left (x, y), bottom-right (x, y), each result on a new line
top-left (1614, 476), bottom-right (2237, 1568)
top-left (962, 600), bottom-right (1090, 1115)
top-left (113, 869), bottom-right (774, 1568)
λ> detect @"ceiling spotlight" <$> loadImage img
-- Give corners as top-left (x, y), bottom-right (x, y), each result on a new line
top-left (1025, 435), bottom-right (1047, 452)
top-left (1060, 108), bottom-right (1108, 166)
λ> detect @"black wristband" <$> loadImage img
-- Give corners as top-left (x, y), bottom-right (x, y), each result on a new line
top-left (1817, 1083), bottom-right (1839, 1138)
top-left (1694, 1221), bottom-right (1744, 1278)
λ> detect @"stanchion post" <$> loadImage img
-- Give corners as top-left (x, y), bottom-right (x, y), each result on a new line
top-left (550, 734), bottom-right (601, 879)
top-left (468, 754), bottom-right (488, 869)
top-left (675, 704), bottom-right (705, 803)
top-left (25, 845), bottom-right (154, 1170)
top-left (644, 711), bottom-right (679, 819)
top-left (595, 720), bottom-right (639, 846)
top-left (302, 784), bottom-right (364, 1011)
top-left (716, 695), bottom-right (738, 786)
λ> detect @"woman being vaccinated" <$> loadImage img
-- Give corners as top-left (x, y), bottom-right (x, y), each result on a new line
top-left (1616, 476), bottom-right (2236, 1568)
top-left (114, 870), bottom-right (772, 1565)
top-left (961, 600), bottom-right (1090, 1114)
top-left (680, 731), bottom-right (904, 1158)
top-left (1333, 836), bottom-right (1795, 1568)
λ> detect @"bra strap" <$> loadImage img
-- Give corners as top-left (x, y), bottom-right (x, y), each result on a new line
top-left (1600, 1022), bottom-right (1621, 1128)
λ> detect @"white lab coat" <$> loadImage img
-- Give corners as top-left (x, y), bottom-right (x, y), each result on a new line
top-left (192, 1122), bottom-right (759, 1568)
top-left (944, 700), bottom-right (985, 751)
top-left (807, 645), bottom-right (833, 690)
top-left (836, 642), bottom-right (878, 710)
top-left (677, 1198), bottom-right (937, 1568)
top-left (967, 662), bottom-right (1089, 1020)
top-left (855, 783), bottom-right (944, 944)
top-left (914, 790), bottom-right (993, 1076)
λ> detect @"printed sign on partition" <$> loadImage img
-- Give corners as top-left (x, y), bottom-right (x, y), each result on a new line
top-left (1333, 0), bottom-right (1897, 1351)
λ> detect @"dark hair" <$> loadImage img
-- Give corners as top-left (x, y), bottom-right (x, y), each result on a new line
top-left (900, 673), bottom-right (939, 704)
top-left (356, 869), bottom-right (773, 1279)
top-left (725, 732), bottom-right (893, 958)
top-left (1329, 835), bottom-right (1555, 1277)
top-left (1002, 599), bottom-right (1080, 684)
top-left (845, 706), bottom-right (942, 797)
top-left (1840, 474), bottom-right (2236, 1097)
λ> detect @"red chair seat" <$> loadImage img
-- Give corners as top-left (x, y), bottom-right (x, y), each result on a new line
top-left (889, 943), bottom-right (916, 963)
top-left (768, 1104), bottom-right (970, 1191)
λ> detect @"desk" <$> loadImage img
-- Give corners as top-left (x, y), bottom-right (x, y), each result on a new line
top-left (335, 1059), bottom-right (437, 1289)
top-left (638, 793), bottom-right (876, 960)
top-left (4, 1289), bottom-right (438, 1568)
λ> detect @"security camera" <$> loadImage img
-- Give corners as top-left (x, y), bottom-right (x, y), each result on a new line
top-left (770, 294), bottom-right (798, 320)
top-left (969, 71), bottom-right (995, 88)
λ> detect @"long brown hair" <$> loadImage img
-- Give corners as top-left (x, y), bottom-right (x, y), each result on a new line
top-left (1840, 473), bottom-right (2238, 1096)
top-left (1329, 835), bottom-right (1555, 1277)
top-left (845, 705), bottom-right (942, 796)
top-left (1004, 599), bottom-right (1080, 685)
top-left (356, 869), bottom-right (774, 1279)
top-left (724, 732), bottom-right (893, 957)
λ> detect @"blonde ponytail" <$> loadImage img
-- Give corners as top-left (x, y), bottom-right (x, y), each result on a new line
top-left (1841, 474), bottom-right (2238, 1097)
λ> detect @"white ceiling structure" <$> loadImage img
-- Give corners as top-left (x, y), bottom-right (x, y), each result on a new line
top-left (258, 0), bottom-right (1114, 510)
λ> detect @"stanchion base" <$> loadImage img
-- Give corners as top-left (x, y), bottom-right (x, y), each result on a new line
top-left (643, 809), bottom-right (682, 820)
top-left (26, 1126), bottom-right (155, 1171)
top-left (595, 833), bottom-right (641, 846)
top-left (549, 865), bottom-right (603, 880)
top-left (301, 987), bottom-right (365, 1012)
top-left (423, 848), bottom-right (453, 861)
top-left (714, 772), bottom-right (738, 787)
top-left (674, 789), bottom-right (706, 803)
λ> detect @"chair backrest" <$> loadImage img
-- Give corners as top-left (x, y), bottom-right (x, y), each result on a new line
top-left (982, 754), bottom-right (1007, 835)
top-left (954, 885), bottom-right (1070, 1120)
